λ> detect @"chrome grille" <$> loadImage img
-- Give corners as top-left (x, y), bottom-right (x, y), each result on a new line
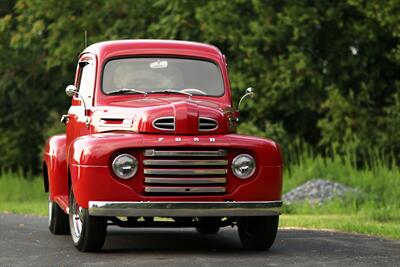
top-left (152, 117), bottom-right (175, 131)
top-left (143, 149), bottom-right (228, 195)
top-left (199, 117), bottom-right (218, 131)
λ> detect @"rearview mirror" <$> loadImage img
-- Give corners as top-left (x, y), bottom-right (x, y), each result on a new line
top-left (64, 84), bottom-right (90, 127)
top-left (65, 85), bottom-right (78, 97)
top-left (237, 87), bottom-right (255, 111)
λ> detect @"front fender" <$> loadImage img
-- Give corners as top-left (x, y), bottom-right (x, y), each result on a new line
top-left (67, 133), bottom-right (144, 167)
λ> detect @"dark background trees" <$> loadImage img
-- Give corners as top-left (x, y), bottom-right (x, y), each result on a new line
top-left (0, 0), bottom-right (399, 174)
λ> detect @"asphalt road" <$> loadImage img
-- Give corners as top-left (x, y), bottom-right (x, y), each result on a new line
top-left (0, 213), bottom-right (399, 267)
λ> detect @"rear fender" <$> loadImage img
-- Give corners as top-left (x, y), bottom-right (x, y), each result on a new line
top-left (43, 134), bottom-right (68, 201)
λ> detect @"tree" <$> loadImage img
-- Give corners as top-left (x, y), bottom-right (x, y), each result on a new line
top-left (0, 0), bottom-right (399, 173)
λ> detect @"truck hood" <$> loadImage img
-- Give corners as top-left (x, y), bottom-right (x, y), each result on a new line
top-left (91, 96), bottom-right (236, 134)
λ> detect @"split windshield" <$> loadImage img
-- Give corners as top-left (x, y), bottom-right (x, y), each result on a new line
top-left (102, 57), bottom-right (225, 96)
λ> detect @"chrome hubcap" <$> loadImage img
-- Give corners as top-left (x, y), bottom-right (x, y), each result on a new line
top-left (48, 200), bottom-right (52, 227)
top-left (71, 199), bottom-right (83, 239)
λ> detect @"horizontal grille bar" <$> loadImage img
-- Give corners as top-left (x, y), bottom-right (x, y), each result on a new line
top-left (145, 177), bottom-right (226, 184)
top-left (144, 187), bottom-right (226, 194)
top-left (144, 169), bottom-right (227, 176)
top-left (143, 159), bottom-right (228, 166)
top-left (143, 149), bottom-right (227, 157)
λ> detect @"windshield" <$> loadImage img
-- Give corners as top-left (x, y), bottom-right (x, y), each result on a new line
top-left (102, 57), bottom-right (225, 96)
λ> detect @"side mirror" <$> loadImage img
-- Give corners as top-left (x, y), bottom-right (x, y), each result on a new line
top-left (65, 85), bottom-right (78, 97)
top-left (65, 85), bottom-right (88, 122)
top-left (237, 87), bottom-right (255, 111)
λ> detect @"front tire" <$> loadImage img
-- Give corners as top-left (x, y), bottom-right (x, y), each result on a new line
top-left (238, 216), bottom-right (279, 250)
top-left (69, 189), bottom-right (107, 252)
top-left (48, 199), bottom-right (69, 235)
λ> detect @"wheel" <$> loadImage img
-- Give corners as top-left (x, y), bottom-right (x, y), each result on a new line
top-left (69, 189), bottom-right (107, 252)
top-left (238, 216), bottom-right (279, 250)
top-left (48, 198), bottom-right (69, 235)
top-left (195, 217), bottom-right (220, 234)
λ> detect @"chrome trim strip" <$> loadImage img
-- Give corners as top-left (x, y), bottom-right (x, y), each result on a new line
top-left (143, 149), bottom-right (227, 157)
top-left (154, 123), bottom-right (174, 126)
top-left (152, 116), bottom-right (175, 131)
top-left (145, 187), bottom-right (226, 193)
top-left (143, 159), bottom-right (228, 166)
top-left (198, 117), bottom-right (219, 131)
top-left (88, 201), bottom-right (282, 217)
top-left (145, 177), bottom-right (227, 184)
top-left (144, 168), bottom-right (227, 175)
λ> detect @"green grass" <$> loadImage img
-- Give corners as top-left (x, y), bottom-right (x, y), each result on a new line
top-left (0, 173), bottom-right (47, 216)
top-left (280, 215), bottom-right (400, 240)
top-left (0, 148), bottom-right (399, 240)
top-left (283, 149), bottom-right (400, 223)
top-left (278, 145), bottom-right (400, 239)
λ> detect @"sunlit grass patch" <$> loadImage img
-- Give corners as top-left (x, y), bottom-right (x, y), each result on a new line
top-left (280, 215), bottom-right (400, 240)
top-left (0, 173), bottom-right (47, 216)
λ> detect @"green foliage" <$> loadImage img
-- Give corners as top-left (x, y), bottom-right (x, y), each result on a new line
top-left (0, 0), bottom-right (399, 173)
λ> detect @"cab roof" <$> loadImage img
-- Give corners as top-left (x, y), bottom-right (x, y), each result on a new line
top-left (82, 39), bottom-right (224, 61)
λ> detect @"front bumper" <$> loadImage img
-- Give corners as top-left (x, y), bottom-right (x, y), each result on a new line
top-left (88, 201), bottom-right (282, 217)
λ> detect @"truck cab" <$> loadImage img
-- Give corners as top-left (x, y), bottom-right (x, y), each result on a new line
top-left (43, 40), bottom-right (283, 252)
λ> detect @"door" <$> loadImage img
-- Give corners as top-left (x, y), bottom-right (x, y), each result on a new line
top-left (66, 56), bottom-right (96, 156)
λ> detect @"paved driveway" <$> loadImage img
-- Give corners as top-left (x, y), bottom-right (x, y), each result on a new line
top-left (0, 213), bottom-right (399, 267)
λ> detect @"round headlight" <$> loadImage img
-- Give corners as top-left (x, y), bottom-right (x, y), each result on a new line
top-left (112, 154), bottom-right (138, 179)
top-left (231, 154), bottom-right (256, 179)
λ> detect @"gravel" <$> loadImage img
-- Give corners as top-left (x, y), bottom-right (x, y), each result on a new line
top-left (283, 179), bottom-right (357, 205)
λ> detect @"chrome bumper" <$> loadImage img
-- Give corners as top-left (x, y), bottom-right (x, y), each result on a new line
top-left (88, 201), bottom-right (282, 217)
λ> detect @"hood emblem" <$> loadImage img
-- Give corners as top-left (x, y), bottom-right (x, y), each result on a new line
top-left (157, 137), bottom-right (216, 142)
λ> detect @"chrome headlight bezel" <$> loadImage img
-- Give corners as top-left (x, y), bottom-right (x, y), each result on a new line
top-left (112, 153), bottom-right (138, 179)
top-left (231, 154), bottom-right (256, 179)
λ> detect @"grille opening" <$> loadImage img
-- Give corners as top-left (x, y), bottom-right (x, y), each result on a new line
top-left (143, 148), bottom-right (227, 195)
top-left (152, 117), bottom-right (175, 131)
top-left (100, 118), bottom-right (124, 125)
top-left (199, 117), bottom-right (218, 131)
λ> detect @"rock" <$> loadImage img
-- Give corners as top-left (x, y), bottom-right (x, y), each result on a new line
top-left (283, 179), bottom-right (356, 206)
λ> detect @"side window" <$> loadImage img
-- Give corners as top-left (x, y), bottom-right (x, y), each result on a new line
top-left (77, 61), bottom-right (95, 107)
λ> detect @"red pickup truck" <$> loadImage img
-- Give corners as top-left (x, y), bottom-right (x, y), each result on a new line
top-left (43, 40), bottom-right (283, 252)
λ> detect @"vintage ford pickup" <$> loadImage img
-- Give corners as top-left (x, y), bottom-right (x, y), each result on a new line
top-left (43, 40), bottom-right (283, 252)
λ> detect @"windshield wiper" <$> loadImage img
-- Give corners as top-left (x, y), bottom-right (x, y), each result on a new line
top-left (107, 88), bottom-right (148, 95)
top-left (149, 89), bottom-right (192, 97)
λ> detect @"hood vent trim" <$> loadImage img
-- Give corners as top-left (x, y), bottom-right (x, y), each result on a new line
top-left (199, 117), bottom-right (218, 131)
top-left (152, 117), bottom-right (175, 131)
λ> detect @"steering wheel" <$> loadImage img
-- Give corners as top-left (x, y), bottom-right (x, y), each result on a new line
top-left (180, 88), bottom-right (207, 95)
